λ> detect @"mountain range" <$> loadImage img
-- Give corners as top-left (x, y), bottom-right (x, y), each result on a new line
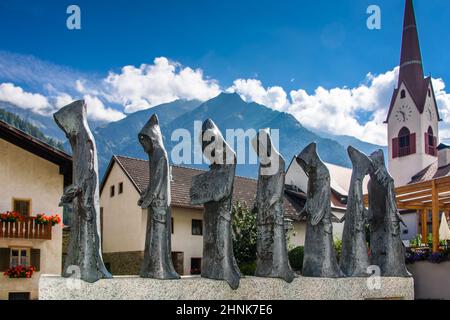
top-left (1, 93), bottom-right (388, 179)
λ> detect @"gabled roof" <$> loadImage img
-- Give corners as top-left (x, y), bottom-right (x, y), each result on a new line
top-left (101, 155), bottom-right (303, 220)
top-left (0, 120), bottom-right (72, 186)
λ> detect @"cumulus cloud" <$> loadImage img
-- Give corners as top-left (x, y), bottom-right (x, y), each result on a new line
top-left (0, 82), bottom-right (51, 114)
top-left (228, 79), bottom-right (289, 111)
top-left (105, 57), bottom-right (221, 113)
top-left (0, 52), bottom-right (449, 145)
top-left (226, 68), bottom-right (399, 145)
top-left (82, 95), bottom-right (126, 122)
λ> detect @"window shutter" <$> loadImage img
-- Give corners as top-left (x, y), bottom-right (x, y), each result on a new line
top-left (433, 136), bottom-right (438, 156)
top-left (392, 137), bottom-right (399, 159)
top-left (30, 249), bottom-right (41, 271)
top-left (0, 248), bottom-right (10, 271)
top-left (410, 133), bottom-right (416, 154)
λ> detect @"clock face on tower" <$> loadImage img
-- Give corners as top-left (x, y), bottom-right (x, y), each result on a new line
top-left (395, 105), bottom-right (413, 123)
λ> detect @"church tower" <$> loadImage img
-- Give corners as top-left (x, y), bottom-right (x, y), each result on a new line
top-left (386, 0), bottom-right (441, 186)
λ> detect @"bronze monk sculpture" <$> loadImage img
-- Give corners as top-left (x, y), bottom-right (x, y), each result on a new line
top-left (296, 143), bottom-right (342, 278)
top-left (190, 119), bottom-right (241, 290)
top-left (340, 146), bottom-right (371, 277)
top-left (368, 150), bottom-right (411, 277)
top-left (252, 129), bottom-right (295, 283)
top-left (138, 114), bottom-right (180, 279)
top-left (54, 100), bottom-right (112, 283)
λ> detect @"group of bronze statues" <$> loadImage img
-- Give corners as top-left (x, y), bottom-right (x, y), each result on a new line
top-left (55, 100), bottom-right (410, 289)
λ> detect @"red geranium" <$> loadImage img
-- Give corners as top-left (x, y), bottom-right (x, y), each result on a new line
top-left (35, 214), bottom-right (62, 226)
top-left (0, 211), bottom-right (24, 223)
top-left (4, 266), bottom-right (36, 279)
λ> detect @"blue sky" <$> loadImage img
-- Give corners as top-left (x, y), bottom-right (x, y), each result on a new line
top-left (0, 0), bottom-right (449, 145)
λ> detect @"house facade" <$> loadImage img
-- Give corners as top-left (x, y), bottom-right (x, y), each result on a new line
top-left (100, 156), bottom-right (306, 276)
top-left (0, 120), bottom-right (72, 300)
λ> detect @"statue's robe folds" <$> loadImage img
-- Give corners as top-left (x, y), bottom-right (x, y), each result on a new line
top-left (191, 164), bottom-right (241, 290)
top-left (368, 151), bottom-right (411, 277)
top-left (340, 147), bottom-right (371, 277)
top-left (254, 157), bottom-right (295, 283)
top-left (296, 143), bottom-right (342, 278)
top-left (54, 100), bottom-right (112, 283)
top-left (138, 114), bottom-right (179, 279)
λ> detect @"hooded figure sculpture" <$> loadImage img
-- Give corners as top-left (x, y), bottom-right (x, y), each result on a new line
top-left (296, 143), bottom-right (342, 278)
top-left (54, 100), bottom-right (112, 283)
top-left (368, 150), bottom-right (411, 277)
top-left (138, 114), bottom-right (180, 279)
top-left (340, 146), bottom-right (371, 277)
top-left (251, 129), bottom-right (295, 283)
top-left (190, 119), bottom-right (241, 290)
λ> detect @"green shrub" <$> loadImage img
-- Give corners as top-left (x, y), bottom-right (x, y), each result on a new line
top-left (288, 246), bottom-right (304, 271)
top-left (239, 261), bottom-right (256, 276)
top-left (334, 240), bottom-right (342, 261)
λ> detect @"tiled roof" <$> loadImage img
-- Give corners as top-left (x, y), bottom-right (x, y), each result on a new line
top-left (410, 160), bottom-right (450, 184)
top-left (109, 156), bottom-right (302, 220)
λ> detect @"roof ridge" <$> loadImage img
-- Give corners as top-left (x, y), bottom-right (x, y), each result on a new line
top-left (0, 119), bottom-right (71, 158)
top-left (113, 154), bottom-right (257, 181)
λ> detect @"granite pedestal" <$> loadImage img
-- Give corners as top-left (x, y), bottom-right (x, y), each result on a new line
top-left (39, 275), bottom-right (414, 300)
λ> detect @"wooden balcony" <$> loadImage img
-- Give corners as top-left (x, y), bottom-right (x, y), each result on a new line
top-left (0, 217), bottom-right (52, 240)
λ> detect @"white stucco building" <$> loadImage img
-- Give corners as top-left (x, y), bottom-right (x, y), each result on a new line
top-left (100, 156), bottom-right (307, 276)
top-left (0, 120), bottom-right (72, 300)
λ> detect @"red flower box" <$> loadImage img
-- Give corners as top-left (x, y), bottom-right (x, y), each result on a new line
top-left (35, 214), bottom-right (61, 226)
top-left (4, 266), bottom-right (36, 279)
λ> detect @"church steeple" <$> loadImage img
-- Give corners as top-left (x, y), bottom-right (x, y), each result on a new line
top-left (398, 0), bottom-right (425, 92)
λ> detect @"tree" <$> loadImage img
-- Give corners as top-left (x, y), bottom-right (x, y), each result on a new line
top-left (232, 201), bottom-right (257, 274)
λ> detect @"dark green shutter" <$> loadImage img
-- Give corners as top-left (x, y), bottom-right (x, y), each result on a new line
top-left (0, 248), bottom-right (10, 271)
top-left (30, 249), bottom-right (41, 271)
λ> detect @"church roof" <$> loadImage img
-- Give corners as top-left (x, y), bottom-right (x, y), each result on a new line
top-left (385, 0), bottom-right (441, 123)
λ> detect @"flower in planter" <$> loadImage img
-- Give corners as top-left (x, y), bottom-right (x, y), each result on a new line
top-left (4, 266), bottom-right (36, 279)
top-left (0, 211), bottom-right (24, 223)
top-left (428, 252), bottom-right (448, 264)
top-left (35, 214), bottom-right (62, 226)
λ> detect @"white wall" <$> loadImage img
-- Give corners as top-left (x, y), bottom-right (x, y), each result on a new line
top-left (0, 139), bottom-right (64, 300)
top-left (100, 161), bottom-right (204, 275)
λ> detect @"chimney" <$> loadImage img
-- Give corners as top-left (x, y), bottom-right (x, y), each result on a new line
top-left (438, 145), bottom-right (450, 168)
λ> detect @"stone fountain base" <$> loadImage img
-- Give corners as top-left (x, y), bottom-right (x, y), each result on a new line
top-left (39, 274), bottom-right (414, 300)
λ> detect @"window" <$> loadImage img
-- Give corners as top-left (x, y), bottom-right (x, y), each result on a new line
top-left (110, 185), bottom-right (115, 198)
top-left (171, 218), bottom-right (174, 234)
top-left (393, 127), bottom-right (416, 158)
top-left (10, 248), bottom-right (30, 268)
top-left (190, 258), bottom-right (201, 275)
top-left (8, 293), bottom-right (30, 300)
top-left (400, 89), bottom-right (406, 99)
top-left (13, 199), bottom-right (30, 217)
top-left (118, 182), bottom-right (124, 194)
top-left (192, 220), bottom-right (203, 236)
top-left (428, 89), bottom-right (431, 97)
top-left (425, 126), bottom-right (437, 156)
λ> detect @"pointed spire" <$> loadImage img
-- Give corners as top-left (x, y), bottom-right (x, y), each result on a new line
top-left (398, 0), bottom-right (424, 90)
